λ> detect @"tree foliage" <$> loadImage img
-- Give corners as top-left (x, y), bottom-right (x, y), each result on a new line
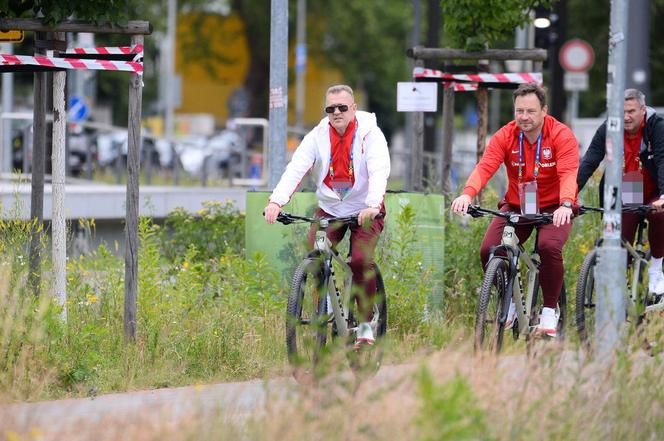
top-left (441, 0), bottom-right (554, 51)
top-left (0, 0), bottom-right (129, 24)
top-left (307, 1), bottom-right (412, 137)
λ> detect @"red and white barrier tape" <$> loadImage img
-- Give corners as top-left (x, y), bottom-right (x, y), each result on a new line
top-left (0, 53), bottom-right (143, 74)
top-left (70, 44), bottom-right (144, 61)
top-left (444, 82), bottom-right (479, 92)
top-left (414, 67), bottom-right (542, 85)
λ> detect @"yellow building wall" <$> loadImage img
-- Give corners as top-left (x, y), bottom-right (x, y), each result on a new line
top-left (176, 13), bottom-right (345, 129)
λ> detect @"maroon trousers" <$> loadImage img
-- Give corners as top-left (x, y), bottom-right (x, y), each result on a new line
top-left (479, 203), bottom-right (573, 309)
top-left (308, 208), bottom-right (385, 320)
top-left (622, 194), bottom-right (664, 258)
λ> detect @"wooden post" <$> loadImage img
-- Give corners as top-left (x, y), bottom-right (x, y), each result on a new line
top-left (441, 85), bottom-right (454, 194)
top-left (124, 34), bottom-right (144, 342)
top-left (410, 59), bottom-right (425, 191)
top-left (52, 32), bottom-right (67, 319)
top-left (28, 31), bottom-right (47, 298)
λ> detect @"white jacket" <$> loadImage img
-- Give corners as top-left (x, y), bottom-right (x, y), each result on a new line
top-left (269, 111), bottom-right (390, 217)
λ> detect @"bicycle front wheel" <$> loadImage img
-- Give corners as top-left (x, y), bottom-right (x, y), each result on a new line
top-left (575, 249), bottom-right (597, 346)
top-left (475, 258), bottom-right (509, 353)
top-left (286, 257), bottom-right (329, 369)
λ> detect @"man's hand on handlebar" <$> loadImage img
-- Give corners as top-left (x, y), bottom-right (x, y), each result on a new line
top-left (552, 205), bottom-right (573, 227)
top-left (264, 202), bottom-right (281, 224)
top-left (358, 207), bottom-right (380, 226)
top-left (653, 199), bottom-right (664, 213)
top-left (451, 194), bottom-right (472, 215)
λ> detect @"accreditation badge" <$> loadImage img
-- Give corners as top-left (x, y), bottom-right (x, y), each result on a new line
top-left (331, 178), bottom-right (353, 200)
top-left (622, 170), bottom-right (643, 205)
top-left (518, 181), bottom-right (539, 215)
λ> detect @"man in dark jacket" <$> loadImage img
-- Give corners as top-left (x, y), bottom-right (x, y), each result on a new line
top-left (577, 89), bottom-right (664, 295)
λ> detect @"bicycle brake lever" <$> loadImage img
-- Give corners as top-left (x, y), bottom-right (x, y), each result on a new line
top-left (276, 212), bottom-right (293, 225)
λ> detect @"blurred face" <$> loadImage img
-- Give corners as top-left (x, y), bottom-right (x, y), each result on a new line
top-left (514, 93), bottom-right (547, 136)
top-left (624, 98), bottom-right (646, 135)
top-left (325, 91), bottom-right (357, 134)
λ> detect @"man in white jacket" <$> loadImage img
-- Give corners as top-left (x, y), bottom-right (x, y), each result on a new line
top-left (264, 84), bottom-right (390, 347)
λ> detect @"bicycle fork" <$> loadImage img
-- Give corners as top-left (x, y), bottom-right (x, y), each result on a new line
top-left (325, 258), bottom-right (350, 337)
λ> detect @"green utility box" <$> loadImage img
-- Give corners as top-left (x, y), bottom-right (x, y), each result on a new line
top-left (245, 191), bottom-right (445, 309)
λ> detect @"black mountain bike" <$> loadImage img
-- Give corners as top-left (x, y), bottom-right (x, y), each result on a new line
top-left (276, 212), bottom-right (387, 378)
top-left (467, 205), bottom-right (568, 353)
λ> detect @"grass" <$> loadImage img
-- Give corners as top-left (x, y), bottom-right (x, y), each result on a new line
top-left (3, 177), bottom-right (664, 440)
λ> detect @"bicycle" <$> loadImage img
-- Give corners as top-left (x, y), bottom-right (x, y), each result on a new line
top-left (275, 211), bottom-right (387, 378)
top-left (575, 204), bottom-right (663, 348)
top-left (466, 205), bottom-right (568, 353)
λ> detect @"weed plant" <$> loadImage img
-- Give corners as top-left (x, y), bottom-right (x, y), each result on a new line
top-left (0, 177), bottom-right (611, 402)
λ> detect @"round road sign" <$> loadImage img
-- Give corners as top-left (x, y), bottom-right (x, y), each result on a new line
top-left (559, 39), bottom-right (595, 73)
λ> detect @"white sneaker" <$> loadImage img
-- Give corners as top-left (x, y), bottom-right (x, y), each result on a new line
top-left (648, 270), bottom-right (664, 295)
top-left (505, 300), bottom-right (517, 329)
top-left (537, 307), bottom-right (558, 338)
top-left (354, 322), bottom-right (375, 348)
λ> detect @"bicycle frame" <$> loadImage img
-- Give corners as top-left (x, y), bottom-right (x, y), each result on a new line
top-left (587, 205), bottom-right (663, 316)
top-left (311, 221), bottom-right (354, 338)
top-left (625, 218), bottom-right (664, 315)
top-left (490, 217), bottom-right (541, 338)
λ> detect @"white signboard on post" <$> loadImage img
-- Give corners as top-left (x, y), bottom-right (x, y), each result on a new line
top-left (564, 72), bottom-right (589, 91)
top-left (397, 82), bottom-right (438, 112)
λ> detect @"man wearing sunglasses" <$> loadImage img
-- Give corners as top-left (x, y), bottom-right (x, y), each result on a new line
top-left (264, 84), bottom-right (390, 348)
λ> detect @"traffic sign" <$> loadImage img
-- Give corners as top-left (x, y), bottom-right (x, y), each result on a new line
top-left (68, 96), bottom-right (89, 123)
top-left (0, 30), bottom-right (24, 43)
top-left (559, 39), bottom-right (595, 73)
top-left (564, 72), bottom-right (589, 92)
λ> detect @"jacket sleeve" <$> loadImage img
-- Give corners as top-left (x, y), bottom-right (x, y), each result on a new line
top-left (463, 130), bottom-right (507, 198)
top-left (269, 131), bottom-right (318, 206)
top-left (577, 122), bottom-right (607, 192)
top-left (364, 126), bottom-right (391, 207)
top-left (555, 126), bottom-right (580, 203)
top-left (649, 117), bottom-right (664, 196)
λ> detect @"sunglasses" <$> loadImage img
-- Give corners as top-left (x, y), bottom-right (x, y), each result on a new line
top-left (324, 104), bottom-right (350, 114)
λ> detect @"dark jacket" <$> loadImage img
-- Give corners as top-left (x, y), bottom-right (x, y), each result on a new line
top-left (577, 107), bottom-right (664, 199)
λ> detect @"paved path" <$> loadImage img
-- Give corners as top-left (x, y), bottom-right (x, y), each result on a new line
top-left (0, 350), bottom-right (591, 441)
top-left (1, 375), bottom-right (297, 441)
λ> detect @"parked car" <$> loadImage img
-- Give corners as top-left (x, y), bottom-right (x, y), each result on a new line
top-left (94, 130), bottom-right (173, 169)
top-left (176, 129), bottom-right (246, 177)
top-left (11, 124), bottom-right (95, 177)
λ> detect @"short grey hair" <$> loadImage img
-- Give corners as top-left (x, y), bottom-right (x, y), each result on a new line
top-left (625, 88), bottom-right (646, 106)
top-left (326, 84), bottom-right (354, 101)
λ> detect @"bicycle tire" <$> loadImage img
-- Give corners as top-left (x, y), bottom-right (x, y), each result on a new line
top-left (575, 249), bottom-right (597, 346)
top-left (286, 256), bottom-right (329, 369)
top-left (333, 264), bottom-right (388, 342)
top-left (558, 281), bottom-right (567, 340)
top-left (475, 258), bottom-right (509, 353)
top-left (373, 265), bottom-right (388, 338)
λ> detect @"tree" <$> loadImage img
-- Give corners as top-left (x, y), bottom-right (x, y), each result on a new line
top-left (1, 0), bottom-right (129, 23)
top-left (307, 1), bottom-right (412, 138)
top-left (441, 0), bottom-right (555, 51)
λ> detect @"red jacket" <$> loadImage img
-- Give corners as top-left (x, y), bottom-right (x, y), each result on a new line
top-left (463, 115), bottom-right (579, 208)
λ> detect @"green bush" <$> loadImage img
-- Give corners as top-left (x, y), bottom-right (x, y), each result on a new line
top-left (158, 200), bottom-right (245, 262)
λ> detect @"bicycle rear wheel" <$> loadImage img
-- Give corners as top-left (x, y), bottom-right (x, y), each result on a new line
top-left (286, 256), bottom-right (330, 371)
top-left (557, 282), bottom-right (567, 340)
top-left (575, 249), bottom-right (597, 346)
top-left (475, 258), bottom-right (509, 353)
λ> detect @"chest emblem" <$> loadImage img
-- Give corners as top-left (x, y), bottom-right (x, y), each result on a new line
top-left (542, 147), bottom-right (552, 160)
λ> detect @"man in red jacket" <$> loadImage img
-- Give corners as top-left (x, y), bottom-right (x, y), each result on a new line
top-left (451, 83), bottom-right (579, 338)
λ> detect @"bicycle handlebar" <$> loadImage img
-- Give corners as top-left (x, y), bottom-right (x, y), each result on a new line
top-left (466, 205), bottom-right (553, 225)
top-left (577, 204), bottom-right (654, 215)
top-left (274, 211), bottom-right (384, 226)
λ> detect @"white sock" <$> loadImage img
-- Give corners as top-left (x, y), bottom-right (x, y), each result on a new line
top-left (358, 322), bottom-right (373, 339)
top-left (649, 257), bottom-right (663, 273)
